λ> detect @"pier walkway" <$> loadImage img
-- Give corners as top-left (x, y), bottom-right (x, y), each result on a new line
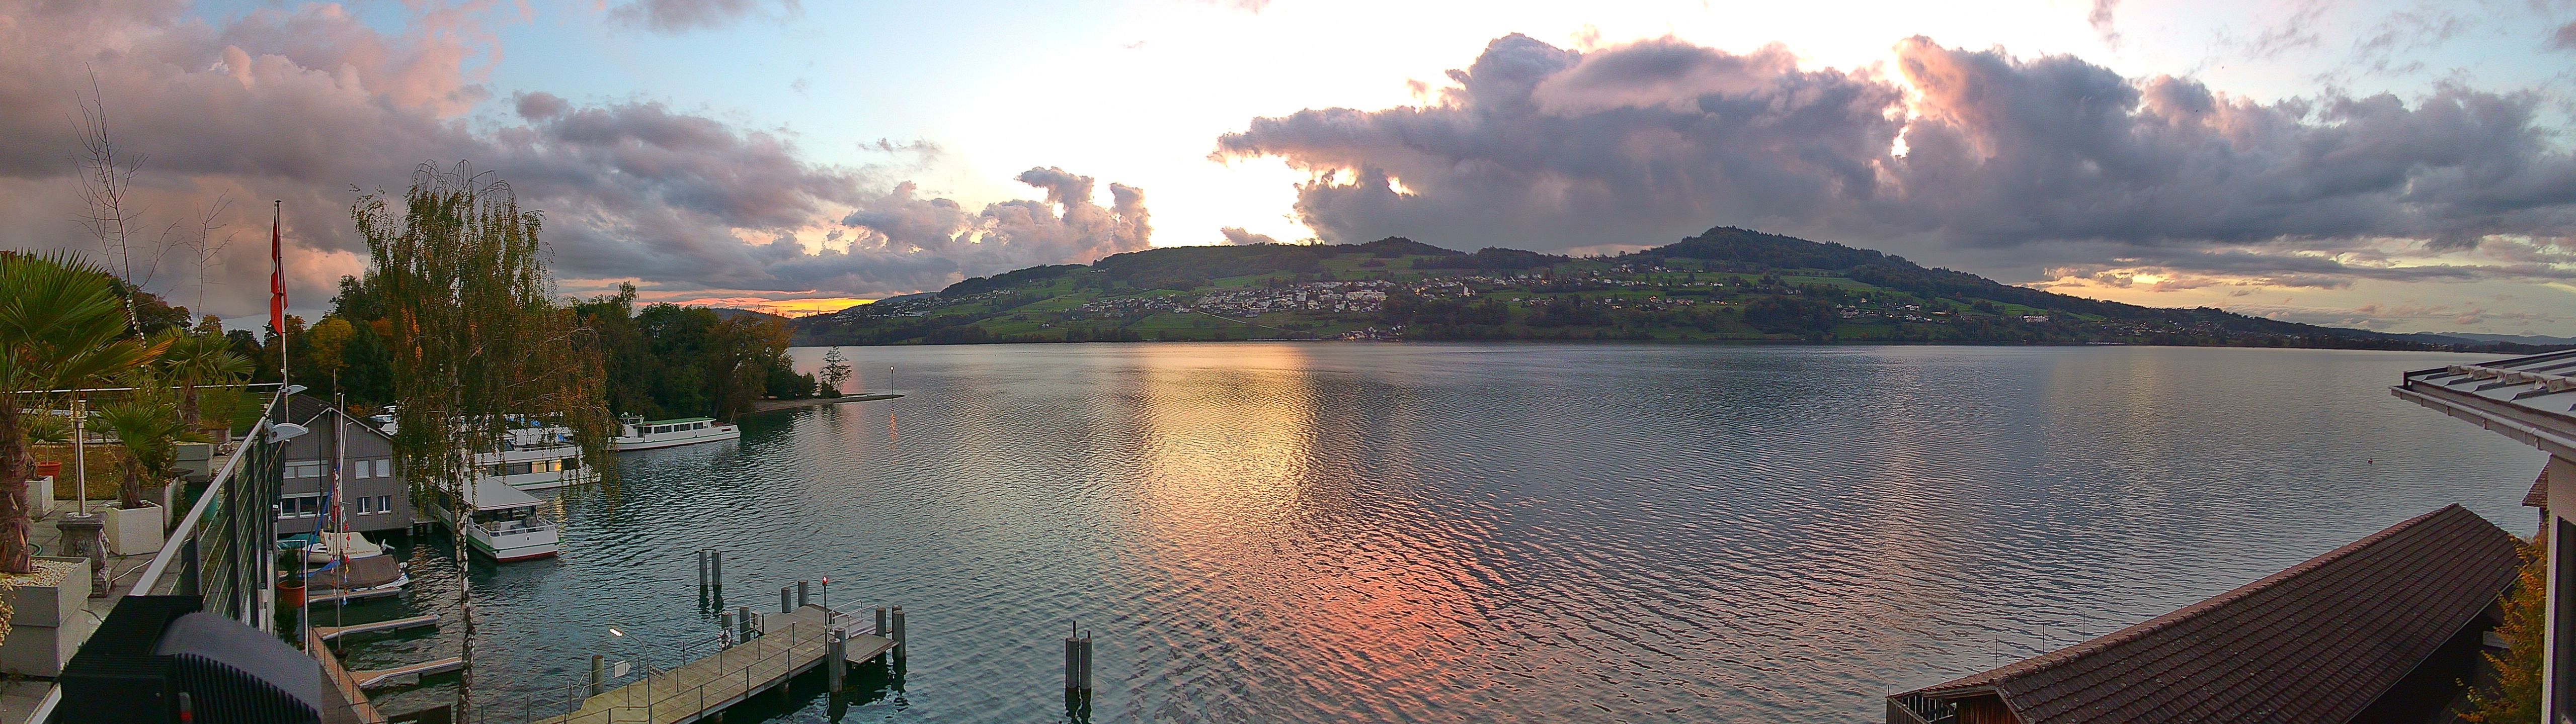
top-left (532, 604), bottom-right (892, 724)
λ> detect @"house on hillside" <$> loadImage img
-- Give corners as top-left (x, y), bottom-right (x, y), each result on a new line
top-left (2396, 348), bottom-right (2576, 721)
top-left (1887, 504), bottom-right (2520, 724)
top-left (274, 395), bottom-right (415, 536)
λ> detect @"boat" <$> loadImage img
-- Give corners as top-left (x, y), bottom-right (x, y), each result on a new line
top-left (424, 477), bottom-right (561, 562)
top-left (303, 553), bottom-right (411, 604)
top-left (611, 414), bottom-right (741, 451)
top-left (295, 531), bottom-right (385, 565)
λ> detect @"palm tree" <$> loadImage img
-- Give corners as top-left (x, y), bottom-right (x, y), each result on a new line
top-left (89, 383), bottom-right (206, 510)
top-left (154, 327), bottom-right (253, 435)
top-left (0, 252), bottom-right (164, 574)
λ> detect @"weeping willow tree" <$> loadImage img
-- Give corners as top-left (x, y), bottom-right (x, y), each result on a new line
top-left (354, 163), bottom-right (613, 717)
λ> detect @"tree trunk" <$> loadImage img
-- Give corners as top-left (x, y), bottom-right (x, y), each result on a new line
top-left (0, 402), bottom-right (33, 574)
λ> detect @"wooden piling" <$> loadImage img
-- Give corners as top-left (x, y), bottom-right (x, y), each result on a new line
top-left (891, 605), bottom-right (906, 648)
top-left (780, 586), bottom-right (792, 614)
top-left (797, 580), bottom-right (810, 608)
top-left (710, 550), bottom-right (723, 590)
top-left (875, 607), bottom-right (887, 638)
top-left (737, 605), bottom-right (753, 642)
top-left (826, 629), bottom-right (846, 691)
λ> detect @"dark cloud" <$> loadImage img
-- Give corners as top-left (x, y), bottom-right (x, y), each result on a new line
top-left (1220, 227), bottom-right (1278, 245)
top-left (0, 0), bottom-right (1138, 318)
top-left (1215, 33), bottom-right (2576, 287)
top-left (606, 0), bottom-right (799, 33)
top-left (2554, 22), bottom-right (2576, 51)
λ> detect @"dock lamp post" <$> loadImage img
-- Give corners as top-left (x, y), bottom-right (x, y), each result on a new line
top-left (609, 627), bottom-right (652, 721)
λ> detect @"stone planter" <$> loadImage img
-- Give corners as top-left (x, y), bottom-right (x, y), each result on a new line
top-left (102, 501), bottom-right (166, 556)
top-left (0, 556), bottom-right (93, 677)
top-left (27, 476), bottom-right (53, 518)
top-left (174, 442), bottom-right (214, 483)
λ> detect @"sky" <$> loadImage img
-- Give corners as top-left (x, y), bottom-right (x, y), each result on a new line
top-left (1, 0), bottom-right (2572, 335)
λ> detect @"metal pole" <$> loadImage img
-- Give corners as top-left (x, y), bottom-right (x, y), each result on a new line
top-left (72, 399), bottom-right (86, 513)
top-left (781, 586), bottom-right (791, 614)
top-left (875, 607), bottom-right (887, 638)
top-left (710, 550), bottom-right (722, 590)
top-left (1080, 632), bottom-right (1093, 691)
top-left (738, 605), bottom-right (752, 641)
top-left (697, 550), bottom-right (708, 591)
top-left (1064, 634), bottom-right (1077, 692)
top-left (891, 605), bottom-right (905, 647)
top-left (827, 629), bottom-right (845, 691)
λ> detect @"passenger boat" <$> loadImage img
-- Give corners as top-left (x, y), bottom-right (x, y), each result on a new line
top-left (425, 477), bottom-right (561, 562)
top-left (611, 414), bottom-right (741, 451)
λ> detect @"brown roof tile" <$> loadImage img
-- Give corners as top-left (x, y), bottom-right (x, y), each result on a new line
top-left (2526, 472), bottom-right (2549, 509)
top-left (1900, 504), bottom-right (2520, 724)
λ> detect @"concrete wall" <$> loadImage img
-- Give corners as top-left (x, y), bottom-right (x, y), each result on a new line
top-left (2544, 455), bottom-right (2574, 723)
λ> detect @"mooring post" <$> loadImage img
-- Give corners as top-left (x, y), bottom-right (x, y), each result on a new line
top-left (891, 605), bottom-right (906, 648)
top-left (590, 654), bottom-right (604, 696)
top-left (710, 550), bottom-right (723, 591)
top-left (738, 605), bottom-right (753, 641)
top-left (1080, 632), bottom-right (1094, 691)
top-left (827, 629), bottom-right (847, 691)
top-left (875, 606), bottom-right (888, 637)
top-left (780, 586), bottom-right (792, 614)
top-left (1064, 629), bottom-right (1079, 693)
top-left (696, 550), bottom-right (708, 591)
top-left (721, 609), bottom-right (737, 647)
top-left (797, 580), bottom-right (810, 608)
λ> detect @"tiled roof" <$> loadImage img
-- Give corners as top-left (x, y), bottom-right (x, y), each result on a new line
top-left (2527, 472), bottom-right (2550, 509)
top-left (1902, 504), bottom-right (2519, 723)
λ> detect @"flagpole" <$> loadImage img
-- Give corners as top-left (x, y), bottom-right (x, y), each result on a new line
top-left (268, 199), bottom-right (285, 635)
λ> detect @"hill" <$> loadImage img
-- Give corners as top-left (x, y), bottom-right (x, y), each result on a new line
top-left (793, 226), bottom-right (2567, 352)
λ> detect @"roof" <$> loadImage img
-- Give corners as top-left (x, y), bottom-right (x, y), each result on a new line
top-left (2395, 349), bottom-right (2576, 460)
top-left (464, 476), bottom-right (543, 510)
top-left (281, 394), bottom-right (391, 440)
top-left (2526, 472), bottom-right (2549, 509)
top-left (642, 417), bottom-right (716, 425)
top-left (1900, 504), bottom-right (2519, 724)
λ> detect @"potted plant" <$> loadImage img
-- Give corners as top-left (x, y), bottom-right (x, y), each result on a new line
top-left (0, 554), bottom-right (93, 676)
top-left (0, 251), bottom-right (163, 656)
top-left (89, 383), bottom-right (202, 556)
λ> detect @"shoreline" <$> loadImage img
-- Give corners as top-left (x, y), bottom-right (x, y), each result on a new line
top-left (747, 392), bottom-right (903, 414)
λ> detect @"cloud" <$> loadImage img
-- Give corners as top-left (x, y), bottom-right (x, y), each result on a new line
top-left (820, 168), bottom-right (1153, 291)
top-left (1219, 227), bottom-right (1278, 245)
top-left (2088, 0), bottom-right (2121, 48)
top-left (2554, 22), bottom-right (2576, 51)
top-left (0, 0), bottom-right (1133, 319)
top-left (606, 0), bottom-right (799, 33)
top-left (1214, 33), bottom-right (2576, 289)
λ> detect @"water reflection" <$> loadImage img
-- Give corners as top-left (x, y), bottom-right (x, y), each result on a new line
top-left (346, 343), bottom-right (2546, 723)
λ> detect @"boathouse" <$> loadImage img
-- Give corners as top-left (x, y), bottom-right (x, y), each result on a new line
top-left (1886, 504), bottom-right (2520, 724)
top-left (2397, 348), bottom-right (2576, 722)
top-left (275, 394), bottom-right (415, 535)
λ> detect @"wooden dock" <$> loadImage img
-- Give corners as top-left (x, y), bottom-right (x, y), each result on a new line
top-left (308, 628), bottom-right (388, 724)
top-left (354, 657), bottom-right (466, 688)
top-left (534, 604), bottom-right (893, 724)
top-left (318, 613), bottom-right (439, 641)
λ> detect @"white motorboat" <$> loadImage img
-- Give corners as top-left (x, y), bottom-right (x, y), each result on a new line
top-left (426, 477), bottom-right (561, 563)
top-left (611, 414), bottom-right (741, 451)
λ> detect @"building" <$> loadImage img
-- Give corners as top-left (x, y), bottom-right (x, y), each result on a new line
top-left (1887, 504), bottom-right (2520, 724)
top-left (275, 395), bottom-right (414, 536)
top-left (2396, 348), bottom-right (2576, 720)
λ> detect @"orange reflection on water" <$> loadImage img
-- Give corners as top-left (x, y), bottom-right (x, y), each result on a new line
top-left (1121, 344), bottom-right (1498, 712)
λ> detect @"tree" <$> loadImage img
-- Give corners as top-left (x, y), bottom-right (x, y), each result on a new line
top-left (354, 163), bottom-right (613, 717)
top-left (305, 317), bottom-right (356, 394)
top-left (155, 327), bottom-right (252, 435)
top-left (2464, 537), bottom-right (2545, 722)
top-left (88, 381), bottom-right (206, 509)
top-left (0, 252), bottom-right (165, 574)
top-left (819, 347), bottom-right (852, 396)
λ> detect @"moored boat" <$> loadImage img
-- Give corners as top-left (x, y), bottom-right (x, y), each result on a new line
top-left (611, 414), bottom-right (741, 451)
top-left (426, 477), bottom-right (561, 562)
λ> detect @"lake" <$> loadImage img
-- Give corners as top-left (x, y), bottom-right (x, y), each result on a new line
top-left (344, 342), bottom-right (2546, 723)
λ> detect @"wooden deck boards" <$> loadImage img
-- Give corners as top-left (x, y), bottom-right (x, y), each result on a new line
top-left (533, 605), bottom-right (892, 724)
